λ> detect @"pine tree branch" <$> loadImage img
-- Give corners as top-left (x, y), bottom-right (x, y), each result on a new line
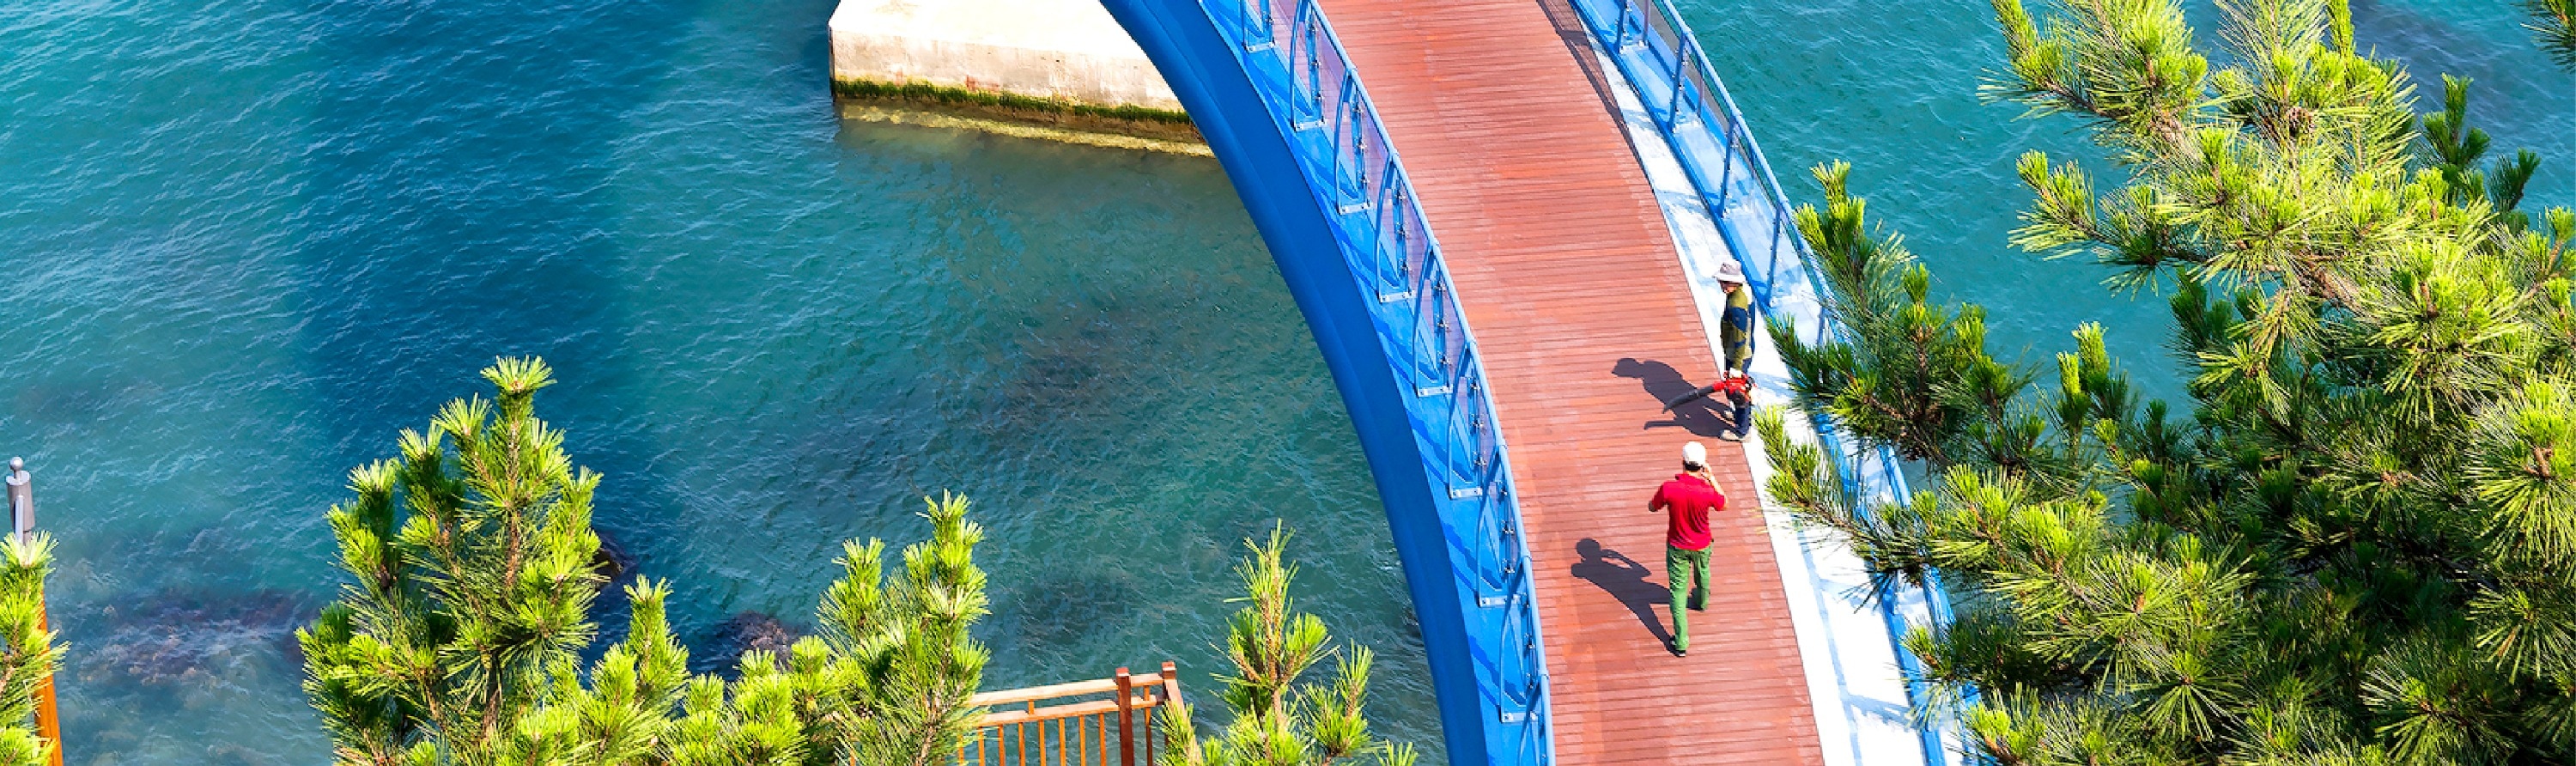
top-left (2531, 0), bottom-right (2576, 70)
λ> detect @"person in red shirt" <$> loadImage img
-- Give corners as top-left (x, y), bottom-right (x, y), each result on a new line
top-left (1648, 441), bottom-right (1726, 656)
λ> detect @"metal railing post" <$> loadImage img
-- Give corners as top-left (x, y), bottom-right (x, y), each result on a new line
top-left (1666, 45), bottom-right (1692, 130)
top-left (1621, 0), bottom-right (1642, 49)
top-left (8, 459), bottom-right (31, 542)
top-left (1242, 0), bottom-right (1273, 52)
top-left (1716, 126), bottom-right (1738, 210)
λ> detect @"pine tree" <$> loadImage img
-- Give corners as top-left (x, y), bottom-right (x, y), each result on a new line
top-left (1759, 0), bottom-right (2576, 763)
top-left (0, 537), bottom-right (60, 766)
top-left (297, 357), bottom-right (691, 766)
top-left (1159, 526), bottom-right (1414, 766)
top-left (649, 494), bottom-right (993, 766)
top-left (298, 358), bottom-right (995, 766)
top-left (821, 491), bottom-right (992, 766)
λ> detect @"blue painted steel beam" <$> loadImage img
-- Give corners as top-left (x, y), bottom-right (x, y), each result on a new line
top-left (1089, 1), bottom-right (1530, 763)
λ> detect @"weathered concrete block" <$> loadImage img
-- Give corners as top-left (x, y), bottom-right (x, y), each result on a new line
top-left (829, 0), bottom-right (1183, 113)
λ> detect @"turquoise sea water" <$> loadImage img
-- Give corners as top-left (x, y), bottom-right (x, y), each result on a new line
top-left (0, 0), bottom-right (2562, 763)
top-left (1686, 0), bottom-right (2574, 398)
top-left (3, 2), bottom-right (1427, 762)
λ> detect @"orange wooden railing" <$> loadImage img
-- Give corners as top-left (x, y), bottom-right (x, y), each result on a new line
top-left (958, 662), bottom-right (1182, 766)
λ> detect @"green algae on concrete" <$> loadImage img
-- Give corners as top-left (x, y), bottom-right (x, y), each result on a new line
top-left (832, 77), bottom-right (1203, 150)
top-left (829, 0), bottom-right (1197, 148)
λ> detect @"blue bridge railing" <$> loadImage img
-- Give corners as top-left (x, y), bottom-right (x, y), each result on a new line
top-left (1562, 0), bottom-right (1965, 763)
top-left (1191, 0), bottom-right (1553, 762)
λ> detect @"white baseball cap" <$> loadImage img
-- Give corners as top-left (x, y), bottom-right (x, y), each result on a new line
top-left (1683, 441), bottom-right (1708, 466)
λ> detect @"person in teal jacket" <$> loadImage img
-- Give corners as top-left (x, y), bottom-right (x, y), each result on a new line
top-left (1716, 261), bottom-right (1755, 441)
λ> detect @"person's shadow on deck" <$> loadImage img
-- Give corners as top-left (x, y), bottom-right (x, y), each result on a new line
top-left (1571, 538), bottom-right (1673, 645)
top-left (1613, 357), bottom-right (1730, 437)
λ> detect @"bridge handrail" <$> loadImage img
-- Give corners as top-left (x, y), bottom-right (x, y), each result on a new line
top-left (1195, 0), bottom-right (1555, 761)
top-left (1564, 0), bottom-right (1967, 763)
top-left (961, 663), bottom-right (1181, 766)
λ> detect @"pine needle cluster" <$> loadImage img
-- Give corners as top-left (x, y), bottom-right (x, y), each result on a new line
top-left (2530, 0), bottom-right (2576, 70)
top-left (298, 356), bottom-right (627, 765)
top-left (1760, 0), bottom-right (2576, 763)
top-left (825, 491), bottom-right (992, 766)
top-left (0, 537), bottom-right (59, 766)
top-left (1159, 526), bottom-right (1415, 766)
top-left (297, 358), bottom-right (991, 766)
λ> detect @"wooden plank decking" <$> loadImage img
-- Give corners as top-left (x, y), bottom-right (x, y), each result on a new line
top-left (1305, 1), bottom-right (1828, 763)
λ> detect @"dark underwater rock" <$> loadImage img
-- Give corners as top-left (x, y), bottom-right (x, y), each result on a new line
top-left (80, 588), bottom-right (318, 690)
top-left (592, 528), bottom-right (639, 581)
top-left (695, 611), bottom-right (804, 676)
top-left (1006, 568), bottom-right (1140, 650)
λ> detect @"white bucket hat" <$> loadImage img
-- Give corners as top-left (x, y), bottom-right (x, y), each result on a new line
top-left (1714, 260), bottom-right (1745, 284)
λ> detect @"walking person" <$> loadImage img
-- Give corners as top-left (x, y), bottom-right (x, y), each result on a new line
top-left (1716, 261), bottom-right (1757, 441)
top-left (1648, 441), bottom-right (1725, 656)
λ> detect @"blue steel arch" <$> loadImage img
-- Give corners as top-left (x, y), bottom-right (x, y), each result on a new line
top-left (1095, 0), bottom-right (1983, 763)
top-left (1089, 0), bottom-right (1552, 764)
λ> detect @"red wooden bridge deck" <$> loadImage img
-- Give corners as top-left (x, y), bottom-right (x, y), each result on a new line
top-left (1308, 0), bottom-right (1827, 763)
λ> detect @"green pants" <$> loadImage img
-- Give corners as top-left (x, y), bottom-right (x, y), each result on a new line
top-left (1668, 545), bottom-right (1711, 650)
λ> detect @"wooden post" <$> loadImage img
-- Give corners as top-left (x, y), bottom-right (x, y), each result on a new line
top-left (1150, 660), bottom-right (1178, 766)
top-left (8, 459), bottom-right (62, 766)
top-left (1114, 667), bottom-right (1135, 766)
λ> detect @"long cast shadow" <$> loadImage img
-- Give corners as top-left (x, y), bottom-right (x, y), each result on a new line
top-left (1570, 538), bottom-right (1672, 644)
top-left (1612, 357), bottom-right (1732, 437)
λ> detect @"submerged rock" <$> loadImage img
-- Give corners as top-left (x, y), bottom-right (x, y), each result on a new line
top-left (207, 742), bottom-right (281, 766)
top-left (80, 588), bottom-right (317, 690)
top-left (592, 528), bottom-right (640, 581)
top-left (696, 611), bottom-right (804, 676)
top-left (1005, 568), bottom-right (1140, 649)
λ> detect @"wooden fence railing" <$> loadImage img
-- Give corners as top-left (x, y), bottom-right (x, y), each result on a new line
top-left (958, 662), bottom-right (1182, 766)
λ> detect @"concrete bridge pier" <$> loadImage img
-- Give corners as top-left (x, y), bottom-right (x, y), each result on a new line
top-left (828, 0), bottom-right (1203, 150)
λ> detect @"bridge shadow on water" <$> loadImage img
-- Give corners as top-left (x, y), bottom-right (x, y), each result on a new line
top-left (1613, 357), bottom-right (1734, 438)
top-left (1570, 538), bottom-right (1673, 645)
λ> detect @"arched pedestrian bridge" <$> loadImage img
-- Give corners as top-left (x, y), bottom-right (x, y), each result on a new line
top-left (1091, 0), bottom-right (1964, 763)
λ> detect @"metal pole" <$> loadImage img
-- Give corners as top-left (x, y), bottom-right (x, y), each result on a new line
top-left (1668, 44), bottom-right (1692, 131)
top-left (7, 459), bottom-right (30, 544)
top-left (8, 459), bottom-right (62, 766)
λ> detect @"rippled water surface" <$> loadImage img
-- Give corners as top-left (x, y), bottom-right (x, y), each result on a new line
top-left (0, 0), bottom-right (2564, 763)
top-left (4, 1), bottom-right (1426, 761)
top-left (1680, 0), bottom-right (2573, 396)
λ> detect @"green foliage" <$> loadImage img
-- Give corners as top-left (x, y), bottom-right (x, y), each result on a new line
top-left (2422, 76), bottom-right (2543, 229)
top-left (1763, 1), bottom-right (2576, 763)
top-left (1161, 526), bottom-right (1414, 766)
top-left (1779, 161), bottom-right (2027, 467)
top-left (655, 494), bottom-right (991, 766)
top-left (0, 537), bottom-right (60, 766)
top-left (298, 356), bottom-right (629, 765)
top-left (833, 492), bottom-right (992, 766)
top-left (2532, 0), bottom-right (2576, 70)
top-left (299, 357), bottom-right (992, 766)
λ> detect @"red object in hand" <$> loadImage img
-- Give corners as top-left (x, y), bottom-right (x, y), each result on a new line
top-left (1662, 374), bottom-right (1755, 413)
